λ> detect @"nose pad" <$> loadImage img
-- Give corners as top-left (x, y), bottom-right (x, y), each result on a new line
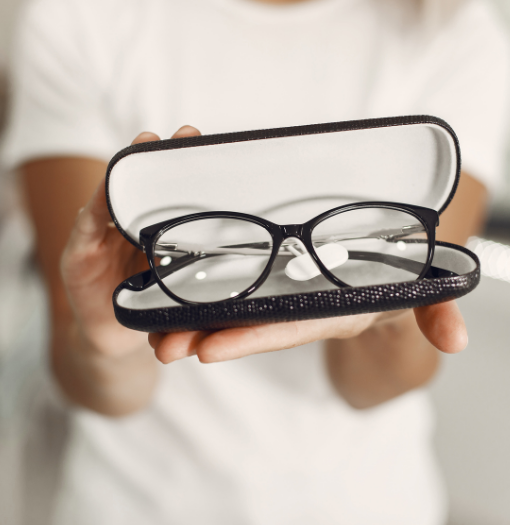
top-left (283, 237), bottom-right (348, 281)
top-left (284, 237), bottom-right (307, 258)
top-left (283, 237), bottom-right (319, 281)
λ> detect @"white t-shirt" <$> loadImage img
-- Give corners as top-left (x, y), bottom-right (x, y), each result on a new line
top-left (2, 0), bottom-right (510, 524)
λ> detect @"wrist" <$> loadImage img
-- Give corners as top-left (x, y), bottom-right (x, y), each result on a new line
top-left (71, 319), bottom-right (150, 361)
top-left (51, 321), bottom-right (159, 416)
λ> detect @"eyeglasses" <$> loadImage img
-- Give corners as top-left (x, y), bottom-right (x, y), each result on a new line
top-left (134, 202), bottom-right (455, 306)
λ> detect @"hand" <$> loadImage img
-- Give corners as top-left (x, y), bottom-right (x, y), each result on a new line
top-left (57, 127), bottom-right (209, 415)
top-left (61, 128), bottom-right (196, 357)
top-left (147, 127), bottom-right (468, 365)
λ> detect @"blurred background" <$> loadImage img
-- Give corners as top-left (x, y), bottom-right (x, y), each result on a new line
top-left (0, 0), bottom-right (509, 524)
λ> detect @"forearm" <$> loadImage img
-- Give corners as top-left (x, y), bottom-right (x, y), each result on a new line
top-left (52, 317), bottom-right (159, 417)
top-left (23, 156), bottom-right (160, 417)
top-left (325, 172), bottom-right (487, 409)
top-left (325, 311), bottom-right (439, 409)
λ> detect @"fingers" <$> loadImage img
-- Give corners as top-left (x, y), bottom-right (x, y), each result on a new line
top-left (171, 125), bottom-right (201, 139)
top-left (131, 131), bottom-right (161, 145)
top-left (195, 322), bottom-right (317, 363)
top-left (131, 126), bottom-right (201, 144)
top-left (194, 314), bottom-right (377, 363)
top-left (414, 301), bottom-right (468, 354)
top-left (148, 330), bottom-right (210, 364)
top-left (149, 313), bottom-right (378, 365)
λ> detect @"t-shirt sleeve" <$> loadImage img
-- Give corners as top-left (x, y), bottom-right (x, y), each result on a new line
top-left (0, 0), bottom-right (123, 171)
top-left (418, 0), bottom-right (510, 193)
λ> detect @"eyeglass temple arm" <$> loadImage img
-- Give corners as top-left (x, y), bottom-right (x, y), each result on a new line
top-left (153, 225), bottom-right (424, 256)
top-left (125, 251), bottom-right (457, 292)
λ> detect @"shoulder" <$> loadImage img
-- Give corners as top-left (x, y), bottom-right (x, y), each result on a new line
top-left (428, 1), bottom-right (510, 191)
top-left (409, 0), bottom-right (510, 100)
top-left (21, 0), bottom-right (141, 20)
top-left (21, 0), bottom-right (186, 24)
top-left (452, 0), bottom-right (507, 33)
top-left (17, 0), bottom-right (193, 57)
top-left (435, 0), bottom-right (510, 60)
top-left (14, 0), bottom-right (169, 83)
top-left (17, 0), bottom-right (170, 46)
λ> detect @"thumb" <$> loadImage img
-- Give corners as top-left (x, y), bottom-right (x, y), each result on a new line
top-left (64, 178), bottom-right (110, 255)
top-left (414, 301), bottom-right (468, 354)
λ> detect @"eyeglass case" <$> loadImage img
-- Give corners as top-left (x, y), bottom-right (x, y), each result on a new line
top-left (106, 115), bottom-right (479, 333)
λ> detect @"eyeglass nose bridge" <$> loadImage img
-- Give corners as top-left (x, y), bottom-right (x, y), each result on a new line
top-left (281, 224), bottom-right (304, 239)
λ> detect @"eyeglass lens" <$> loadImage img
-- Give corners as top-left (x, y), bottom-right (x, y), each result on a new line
top-left (311, 207), bottom-right (429, 287)
top-left (153, 218), bottom-right (273, 303)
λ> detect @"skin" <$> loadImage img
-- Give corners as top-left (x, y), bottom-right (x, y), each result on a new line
top-left (22, 123), bottom-right (486, 416)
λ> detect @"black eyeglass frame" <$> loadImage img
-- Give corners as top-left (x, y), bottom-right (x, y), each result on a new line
top-left (139, 201), bottom-right (440, 306)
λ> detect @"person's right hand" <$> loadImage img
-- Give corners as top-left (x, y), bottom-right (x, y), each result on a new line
top-left (60, 133), bottom-right (161, 357)
top-left (61, 128), bottom-right (205, 359)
